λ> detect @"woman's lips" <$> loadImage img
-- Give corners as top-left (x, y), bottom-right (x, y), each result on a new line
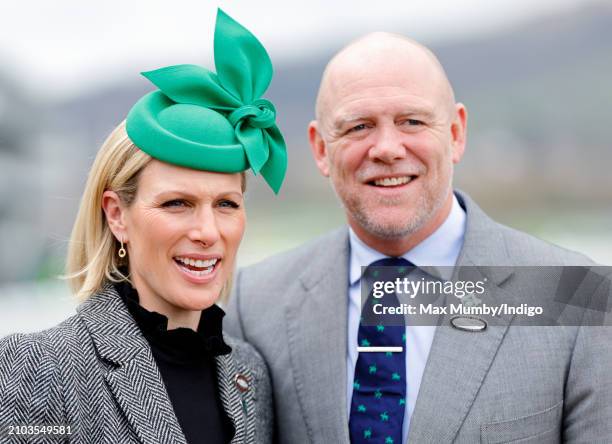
top-left (173, 257), bottom-right (220, 284)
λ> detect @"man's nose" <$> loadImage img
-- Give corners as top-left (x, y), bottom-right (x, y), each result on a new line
top-left (188, 206), bottom-right (221, 247)
top-left (368, 125), bottom-right (407, 163)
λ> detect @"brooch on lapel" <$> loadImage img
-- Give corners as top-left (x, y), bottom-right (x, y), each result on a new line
top-left (234, 373), bottom-right (250, 393)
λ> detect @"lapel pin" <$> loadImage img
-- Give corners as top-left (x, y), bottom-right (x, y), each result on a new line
top-left (450, 315), bottom-right (487, 332)
top-left (234, 373), bottom-right (250, 393)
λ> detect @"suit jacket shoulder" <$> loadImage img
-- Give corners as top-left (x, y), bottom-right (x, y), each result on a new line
top-left (238, 227), bottom-right (348, 291)
top-left (456, 190), bottom-right (595, 266)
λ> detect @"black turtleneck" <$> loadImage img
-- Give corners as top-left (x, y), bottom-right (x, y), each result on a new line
top-left (114, 280), bottom-right (235, 444)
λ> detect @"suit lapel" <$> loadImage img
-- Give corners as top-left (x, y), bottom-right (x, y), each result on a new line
top-left (78, 285), bottom-right (187, 444)
top-left (406, 263), bottom-right (514, 443)
top-left (285, 228), bottom-right (351, 443)
top-left (407, 192), bottom-right (516, 443)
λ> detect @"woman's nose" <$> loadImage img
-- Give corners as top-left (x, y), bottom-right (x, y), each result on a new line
top-left (187, 207), bottom-right (221, 247)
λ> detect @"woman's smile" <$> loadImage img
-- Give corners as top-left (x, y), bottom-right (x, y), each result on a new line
top-left (173, 254), bottom-right (222, 284)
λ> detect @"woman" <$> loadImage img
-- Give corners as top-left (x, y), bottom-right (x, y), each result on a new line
top-left (0, 9), bottom-right (285, 444)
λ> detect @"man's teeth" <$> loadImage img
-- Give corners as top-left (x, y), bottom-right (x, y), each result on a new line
top-left (373, 176), bottom-right (412, 187)
top-left (175, 257), bottom-right (218, 268)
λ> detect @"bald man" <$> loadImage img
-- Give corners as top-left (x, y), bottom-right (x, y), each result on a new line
top-left (225, 34), bottom-right (611, 443)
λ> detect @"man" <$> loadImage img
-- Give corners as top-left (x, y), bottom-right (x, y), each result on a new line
top-left (225, 33), bottom-right (611, 443)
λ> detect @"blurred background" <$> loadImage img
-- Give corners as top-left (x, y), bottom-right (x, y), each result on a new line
top-left (1, 0), bottom-right (610, 334)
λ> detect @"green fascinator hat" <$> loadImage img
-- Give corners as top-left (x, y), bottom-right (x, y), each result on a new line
top-left (126, 9), bottom-right (287, 193)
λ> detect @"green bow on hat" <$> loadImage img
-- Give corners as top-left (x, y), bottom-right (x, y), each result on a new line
top-left (126, 8), bottom-right (287, 193)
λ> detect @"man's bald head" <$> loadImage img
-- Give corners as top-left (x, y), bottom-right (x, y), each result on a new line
top-left (315, 32), bottom-right (456, 131)
top-left (307, 31), bottom-right (468, 255)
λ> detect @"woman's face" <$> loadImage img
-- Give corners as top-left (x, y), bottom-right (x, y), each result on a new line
top-left (115, 160), bottom-right (245, 315)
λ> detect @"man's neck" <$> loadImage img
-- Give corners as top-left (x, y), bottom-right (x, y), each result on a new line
top-left (348, 193), bottom-right (454, 257)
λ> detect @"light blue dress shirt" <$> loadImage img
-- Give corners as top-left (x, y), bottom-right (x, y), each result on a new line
top-left (347, 194), bottom-right (466, 442)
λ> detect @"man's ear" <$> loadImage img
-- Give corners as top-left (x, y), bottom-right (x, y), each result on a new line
top-left (101, 190), bottom-right (129, 243)
top-left (450, 103), bottom-right (468, 164)
top-left (308, 120), bottom-right (331, 177)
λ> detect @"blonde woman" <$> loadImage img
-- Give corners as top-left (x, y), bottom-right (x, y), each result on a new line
top-left (0, 10), bottom-right (285, 444)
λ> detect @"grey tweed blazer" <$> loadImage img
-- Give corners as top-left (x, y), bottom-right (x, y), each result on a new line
top-left (0, 284), bottom-right (272, 444)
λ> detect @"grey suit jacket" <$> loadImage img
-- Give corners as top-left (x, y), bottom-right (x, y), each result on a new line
top-left (225, 191), bottom-right (612, 443)
top-left (0, 284), bottom-right (273, 444)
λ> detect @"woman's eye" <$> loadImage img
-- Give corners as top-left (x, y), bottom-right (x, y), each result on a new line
top-left (218, 199), bottom-right (240, 209)
top-left (161, 199), bottom-right (187, 208)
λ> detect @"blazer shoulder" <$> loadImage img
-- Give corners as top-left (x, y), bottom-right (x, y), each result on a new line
top-left (0, 314), bottom-right (87, 382)
top-left (0, 325), bottom-right (72, 425)
top-left (1, 326), bottom-right (62, 370)
top-left (496, 222), bottom-right (596, 266)
top-left (239, 227), bottom-right (347, 284)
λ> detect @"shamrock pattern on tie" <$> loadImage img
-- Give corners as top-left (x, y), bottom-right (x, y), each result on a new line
top-left (349, 257), bottom-right (414, 443)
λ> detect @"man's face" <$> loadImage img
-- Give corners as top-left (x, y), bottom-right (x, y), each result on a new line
top-left (313, 54), bottom-right (466, 246)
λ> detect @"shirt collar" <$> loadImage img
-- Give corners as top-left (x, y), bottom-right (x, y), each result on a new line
top-left (349, 193), bottom-right (466, 286)
top-left (114, 280), bottom-right (232, 360)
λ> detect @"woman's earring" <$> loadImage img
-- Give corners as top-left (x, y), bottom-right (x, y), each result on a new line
top-left (118, 238), bottom-right (127, 258)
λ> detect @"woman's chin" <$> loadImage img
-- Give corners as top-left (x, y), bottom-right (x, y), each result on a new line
top-left (171, 280), bottom-right (224, 310)
top-left (171, 291), bottom-right (220, 311)
top-left (164, 261), bottom-right (226, 310)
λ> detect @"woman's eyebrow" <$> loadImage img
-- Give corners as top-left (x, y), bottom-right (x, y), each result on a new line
top-left (153, 190), bottom-right (199, 200)
top-left (153, 189), bottom-right (244, 200)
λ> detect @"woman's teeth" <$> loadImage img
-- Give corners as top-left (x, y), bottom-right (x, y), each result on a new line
top-left (175, 257), bottom-right (218, 276)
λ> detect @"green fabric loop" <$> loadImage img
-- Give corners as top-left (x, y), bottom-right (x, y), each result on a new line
top-left (228, 99), bottom-right (276, 129)
top-left (125, 8), bottom-right (287, 194)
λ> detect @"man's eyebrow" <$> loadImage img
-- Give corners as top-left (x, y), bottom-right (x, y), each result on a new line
top-left (332, 107), bottom-right (436, 129)
top-left (396, 106), bottom-right (436, 120)
top-left (332, 115), bottom-right (369, 129)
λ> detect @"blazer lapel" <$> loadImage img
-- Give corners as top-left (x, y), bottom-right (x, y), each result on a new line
top-left (407, 192), bottom-right (516, 443)
top-left (215, 352), bottom-right (254, 444)
top-left (78, 285), bottom-right (187, 444)
top-left (285, 228), bottom-right (351, 443)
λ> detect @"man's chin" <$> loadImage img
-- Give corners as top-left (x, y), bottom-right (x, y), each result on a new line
top-left (355, 213), bottom-right (425, 240)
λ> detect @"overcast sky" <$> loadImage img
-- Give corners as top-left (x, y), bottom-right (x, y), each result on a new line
top-left (0, 0), bottom-right (599, 98)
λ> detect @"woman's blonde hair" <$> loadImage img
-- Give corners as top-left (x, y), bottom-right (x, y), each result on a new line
top-left (65, 121), bottom-right (152, 299)
top-left (65, 121), bottom-right (246, 301)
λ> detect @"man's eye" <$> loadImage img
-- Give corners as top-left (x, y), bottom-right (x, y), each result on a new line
top-left (406, 119), bottom-right (424, 126)
top-left (347, 123), bottom-right (368, 133)
top-left (161, 199), bottom-right (187, 208)
top-left (218, 200), bottom-right (240, 209)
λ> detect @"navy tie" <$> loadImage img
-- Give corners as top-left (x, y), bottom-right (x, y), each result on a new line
top-left (349, 257), bottom-right (414, 444)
